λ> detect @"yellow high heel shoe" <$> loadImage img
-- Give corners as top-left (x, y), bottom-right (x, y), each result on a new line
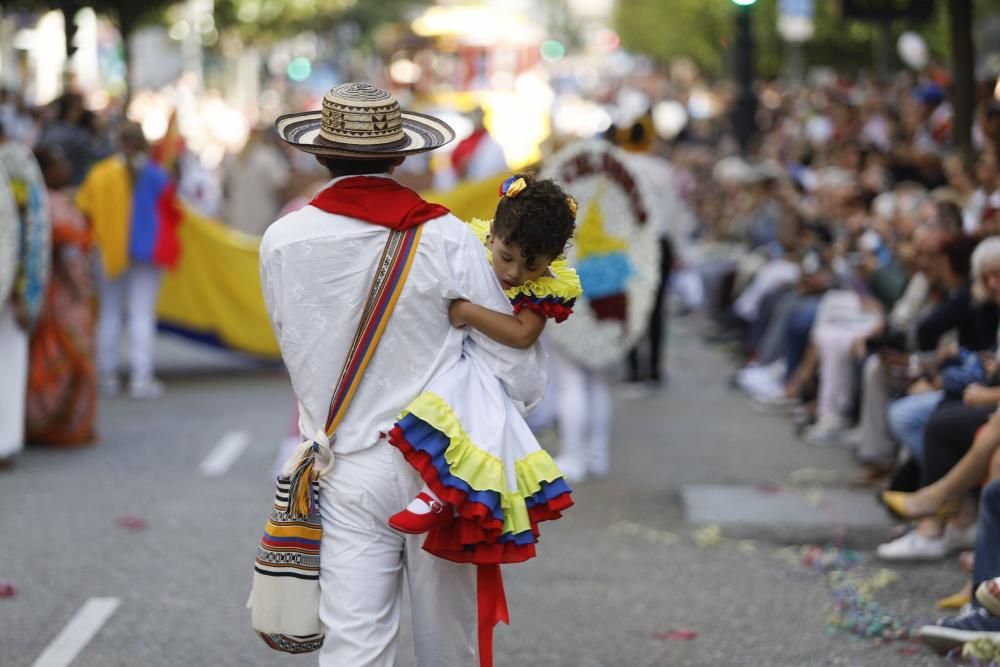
top-left (936, 589), bottom-right (972, 610)
top-left (879, 490), bottom-right (959, 520)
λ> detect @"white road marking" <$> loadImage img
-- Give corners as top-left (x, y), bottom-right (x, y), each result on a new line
top-left (32, 597), bottom-right (120, 667)
top-left (199, 430), bottom-right (251, 477)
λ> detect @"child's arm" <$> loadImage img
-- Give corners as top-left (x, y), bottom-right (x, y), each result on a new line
top-left (449, 299), bottom-right (546, 349)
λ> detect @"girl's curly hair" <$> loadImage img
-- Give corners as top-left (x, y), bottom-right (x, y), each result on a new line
top-left (493, 173), bottom-right (576, 266)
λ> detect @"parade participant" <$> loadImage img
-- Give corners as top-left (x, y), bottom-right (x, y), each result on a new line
top-left (0, 122), bottom-right (49, 465)
top-left (76, 122), bottom-right (180, 400)
top-left (24, 145), bottom-right (97, 445)
top-left (264, 83), bottom-right (547, 667)
top-left (541, 140), bottom-right (665, 481)
top-left (222, 126), bottom-right (290, 236)
top-left (387, 173), bottom-right (579, 551)
top-left (451, 107), bottom-right (508, 182)
top-left (617, 115), bottom-right (693, 386)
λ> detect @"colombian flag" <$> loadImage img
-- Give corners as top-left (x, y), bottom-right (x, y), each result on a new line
top-left (75, 156), bottom-right (181, 280)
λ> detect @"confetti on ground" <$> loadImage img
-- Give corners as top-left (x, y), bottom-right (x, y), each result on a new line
top-left (655, 629), bottom-right (698, 641)
top-left (824, 566), bottom-right (912, 641)
top-left (693, 524), bottom-right (723, 548)
top-left (0, 582), bottom-right (16, 598)
top-left (962, 637), bottom-right (1000, 663)
top-left (115, 516), bottom-right (148, 531)
top-left (800, 545), bottom-right (863, 573)
top-left (606, 520), bottom-right (678, 544)
top-left (774, 544), bottom-right (915, 642)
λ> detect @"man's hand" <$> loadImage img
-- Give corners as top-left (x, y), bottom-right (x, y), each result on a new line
top-left (448, 299), bottom-right (470, 328)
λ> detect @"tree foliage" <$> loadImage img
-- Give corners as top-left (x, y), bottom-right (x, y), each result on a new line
top-left (614, 0), bottom-right (1000, 80)
top-left (212, 0), bottom-right (431, 46)
top-left (5, 0), bottom-right (174, 36)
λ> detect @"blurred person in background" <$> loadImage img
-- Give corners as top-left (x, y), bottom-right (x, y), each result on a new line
top-left (0, 120), bottom-right (50, 466)
top-left (964, 150), bottom-right (1000, 235)
top-left (619, 115), bottom-right (691, 387)
top-left (76, 122), bottom-right (181, 400)
top-left (852, 224), bottom-right (946, 484)
top-left (0, 161), bottom-right (25, 467)
top-left (449, 106), bottom-right (507, 182)
top-left (432, 106), bottom-right (508, 192)
top-left (0, 90), bottom-right (37, 146)
top-left (25, 145), bottom-right (96, 446)
top-left (222, 126), bottom-right (290, 236)
top-left (38, 93), bottom-right (99, 186)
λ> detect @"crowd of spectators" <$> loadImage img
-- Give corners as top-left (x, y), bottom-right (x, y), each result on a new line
top-left (680, 72), bottom-right (1000, 647)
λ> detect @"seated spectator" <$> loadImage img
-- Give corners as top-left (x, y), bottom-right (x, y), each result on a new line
top-left (916, 478), bottom-right (1000, 651)
top-left (878, 236), bottom-right (1000, 561)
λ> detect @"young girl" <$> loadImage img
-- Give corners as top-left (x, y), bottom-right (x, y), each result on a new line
top-left (387, 174), bottom-right (581, 564)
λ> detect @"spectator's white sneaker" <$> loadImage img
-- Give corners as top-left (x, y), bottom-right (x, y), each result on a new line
top-left (804, 414), bottom-right (850, 446)
top-left (876, 530), bottom-right (950, 561)
top-left (945, 522), bottom-right (978, 552)
top-left (739, 364), bottom-right (786, 400)
top-left (129, 377), bottom-right (165, 400)
top-left (99, 374), bottom-right (120, 398)
top-left (736, 361), bottom-right (784, 390)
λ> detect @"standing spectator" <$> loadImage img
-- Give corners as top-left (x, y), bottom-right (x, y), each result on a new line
top-left (37, 93), bottom-right (98, 186)
top-left (25, 145), bottom-right (97, 445)
top-left (222, 127), bottom-right (290, 236)
top-left (76, 122), bottom-right (181, 399)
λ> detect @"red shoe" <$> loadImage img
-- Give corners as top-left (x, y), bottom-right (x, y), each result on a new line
top-left (388, 492), bottom-right (453, 534)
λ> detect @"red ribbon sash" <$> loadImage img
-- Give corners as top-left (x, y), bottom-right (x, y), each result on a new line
top-left (476, 564), bottom-right (509, 667)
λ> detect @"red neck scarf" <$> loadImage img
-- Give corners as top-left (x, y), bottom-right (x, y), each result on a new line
top-left (309, 176), bottom-right (449, 230)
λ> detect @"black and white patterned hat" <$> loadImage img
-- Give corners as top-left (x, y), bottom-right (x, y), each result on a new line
top-left (275, 83), bottom-right (455, 159)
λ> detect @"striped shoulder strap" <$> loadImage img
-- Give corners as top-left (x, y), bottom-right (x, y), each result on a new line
top-left (322, 225), bottom-right (423, 443)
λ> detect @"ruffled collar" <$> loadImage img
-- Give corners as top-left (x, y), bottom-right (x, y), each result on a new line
top-left (468, 217), bottom-right (582, 303)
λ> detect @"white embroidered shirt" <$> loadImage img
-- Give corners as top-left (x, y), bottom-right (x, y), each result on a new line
top-left (259, 175), bottom-right (547, 454)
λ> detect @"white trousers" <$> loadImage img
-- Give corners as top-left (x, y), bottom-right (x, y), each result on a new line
top-left (318, 441), bottom-right (476, 667)
top-left (96, 263), bottom-right (163, 381)
top-left (0, 303), bottom-right (27, 458)
top-left (552, 349), bottom-right (611, 478)
top-left (811, 291), bottom-right (880, 420)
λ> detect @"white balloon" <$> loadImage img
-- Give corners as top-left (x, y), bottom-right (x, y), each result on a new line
top-left (897, 31), bottom-right (929, 70)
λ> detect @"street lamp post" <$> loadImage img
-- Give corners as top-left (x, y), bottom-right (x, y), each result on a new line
top-left (732, 0), bottom-right (758, 157)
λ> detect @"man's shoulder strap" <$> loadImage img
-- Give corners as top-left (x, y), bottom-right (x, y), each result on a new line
top-left (321, 224), bottom-right (423, 441)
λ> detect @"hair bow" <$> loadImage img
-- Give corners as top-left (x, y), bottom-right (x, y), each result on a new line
top-left (566, 196), bottom-right (578, 218)
top-left (499, 176), bottom-right (527, 199)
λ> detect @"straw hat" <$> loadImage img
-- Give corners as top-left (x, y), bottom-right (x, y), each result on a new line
top-left (275, 82), bottom-right (455, 159)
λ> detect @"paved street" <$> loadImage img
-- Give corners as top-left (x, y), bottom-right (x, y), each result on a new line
top-left (0, 320), bottom-right (963, 666)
